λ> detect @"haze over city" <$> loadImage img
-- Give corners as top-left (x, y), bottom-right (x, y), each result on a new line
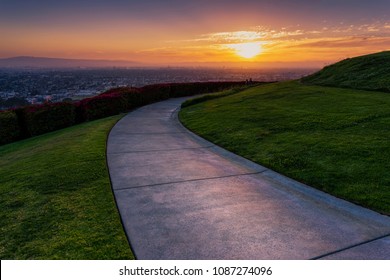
top-left (1, 0), bottom-right (389, 68)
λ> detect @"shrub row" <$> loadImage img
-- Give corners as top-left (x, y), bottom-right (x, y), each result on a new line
top-left (0, 82), bottom-right (247, 146)
top-left (0, 110), bottom-right (21, 145)
top-left (181, 86), bottom-right (247, 108)
top-left (14, 102), bottom-right (76, 137)
top-left (77, 92), bottom-right (130, 122)
top-left (170, 82), bottom-right (247, 97)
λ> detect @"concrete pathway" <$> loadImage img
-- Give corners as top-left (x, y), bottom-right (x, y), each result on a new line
top-left (107, 97), bottom-right (390, 259)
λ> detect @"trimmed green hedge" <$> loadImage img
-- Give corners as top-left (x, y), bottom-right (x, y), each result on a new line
top-left (0, 110), bottom-right (21, 145)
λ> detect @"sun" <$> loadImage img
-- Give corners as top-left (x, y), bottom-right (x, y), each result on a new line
top-left (231, 42), bottom-right (263, 59)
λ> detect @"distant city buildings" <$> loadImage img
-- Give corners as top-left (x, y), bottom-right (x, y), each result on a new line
top-left (0, 68), bottom-right (316, 110)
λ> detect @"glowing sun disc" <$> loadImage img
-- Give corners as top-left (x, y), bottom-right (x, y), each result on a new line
top-left (233, 42), bottom-right (262, 59)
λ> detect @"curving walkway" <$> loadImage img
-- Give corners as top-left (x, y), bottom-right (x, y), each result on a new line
top-left (107, 97), bottom-right (390, 259)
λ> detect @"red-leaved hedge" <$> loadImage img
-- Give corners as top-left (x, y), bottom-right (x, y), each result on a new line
top-left (1, 81), bottom-right (251, 146)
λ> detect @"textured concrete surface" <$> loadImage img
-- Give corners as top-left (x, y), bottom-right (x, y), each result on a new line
top-left (318, 236), bottom-right (390, 260)
top-left (107, 97), bottom-right (390, 260)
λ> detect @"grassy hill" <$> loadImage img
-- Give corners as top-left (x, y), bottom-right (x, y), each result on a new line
top-left (301, 51), bottom-right (390, 92)
top-left (180, 82), bottom-right (390, 215)
top-left (0, 115), bottom-right (134, 259)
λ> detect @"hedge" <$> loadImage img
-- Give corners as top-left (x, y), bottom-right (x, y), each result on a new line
top-left (169, 82), bottom-right (247, 97)
top-left (16, 102), bottom-right (76, 137)
top-left (140, 84), bottom-right (171, 104)
top-left (0, 110), bottom-right (21, 145)
top-left (1, 81), bottom-right (251, 146)
top-left (76, 92), bottom-right (129, 122)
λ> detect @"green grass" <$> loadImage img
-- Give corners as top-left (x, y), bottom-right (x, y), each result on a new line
top-left (181, 83), bottom-right (270, 108)
top-left (0, 115), bottom-right (134, 259)
top-left (302, 51), bottom-right (390, 92)
top-left (180, 81), bottom-right (390, 215)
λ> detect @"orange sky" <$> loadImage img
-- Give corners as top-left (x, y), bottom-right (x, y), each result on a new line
top-left (1, 1), bottom-right (389, 68)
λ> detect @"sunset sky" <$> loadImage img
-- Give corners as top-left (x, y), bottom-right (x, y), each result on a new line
top-left (1, 0), bottom-right (389, 68)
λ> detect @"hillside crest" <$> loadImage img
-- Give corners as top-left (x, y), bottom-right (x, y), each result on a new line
top-left (302, 51), bottom-right (390, 92)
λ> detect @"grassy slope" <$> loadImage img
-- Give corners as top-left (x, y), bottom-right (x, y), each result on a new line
top-left (302, 51), bottom-right (390, 92)
top-left (0, 115), bottom-right (134, 259)
top-left (180, 81), bottom-right (390, 215)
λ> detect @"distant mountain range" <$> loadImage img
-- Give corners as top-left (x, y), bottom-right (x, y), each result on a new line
top-left (0, 56), bottom-right (141, 69)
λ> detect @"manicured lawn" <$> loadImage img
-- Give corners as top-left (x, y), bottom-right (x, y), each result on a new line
top-left (0, 115), bottom-right (134, 259)
top-left (180, 81), bottom-right (390, 215)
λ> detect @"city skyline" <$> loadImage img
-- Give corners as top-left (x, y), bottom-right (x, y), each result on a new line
top-left (1, 0), bottom-right (389, 68)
